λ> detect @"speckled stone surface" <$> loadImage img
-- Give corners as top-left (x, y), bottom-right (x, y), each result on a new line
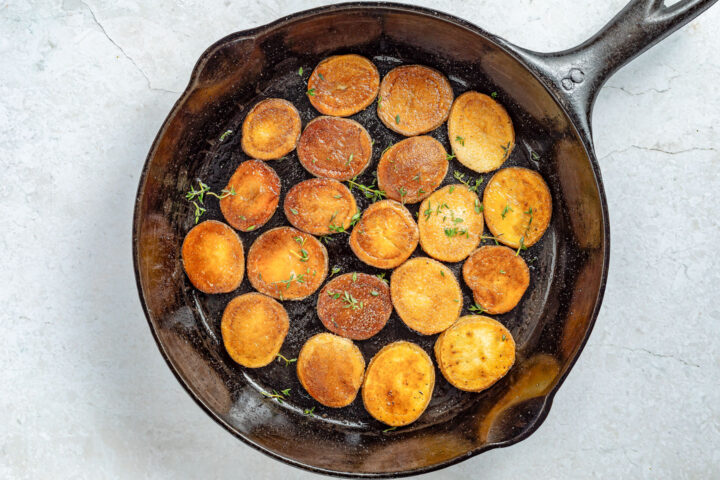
top-left (1, 0), bottom-right (719, 478)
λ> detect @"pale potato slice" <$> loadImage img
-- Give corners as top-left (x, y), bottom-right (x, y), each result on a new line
top-left (297, 333), bottom-right (366, 408)
top-left (447, 91), bottom-right (515, 173)
top-left (483, 167), bottom-right (552, 248)
top-left (241, 98), bottom-right (301, 160)
top-left (377, 136), bottom-right (448, 204)
top-left (247, 227), bottom-right (328, 300)
top-left (181, 220), bottom-right (244, 294)
top-left (362, 341), bottom-right (435, 426)
top-left (417, 184), bottom-right (484, 262)
top-left (284, 178), bottom-right (358, 235)
top-left (462, 246), bottom-right (529, 314)
top-left (221, 293), bottom-right (289, 368)
top-left (349, 200), bottom-right (419, 269)
top-left (317, 273), bottom-right (392, 340)
top-left (434, 315), bottom-right (515, 392)
top-left (307, 54), bottom-right (380, 117)
top-left (220, 159), bottom-right (281, 231)
top-left (390, 257), bottom-right (462, 335)
top-left (378, 65), bottom-right (453, 136)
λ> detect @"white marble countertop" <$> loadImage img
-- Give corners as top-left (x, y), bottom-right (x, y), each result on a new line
top-left (2, 0), bottom-right (719, 478)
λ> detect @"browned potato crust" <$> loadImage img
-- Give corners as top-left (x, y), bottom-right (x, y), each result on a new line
top-left (307, 54), bottom-right (380, 117)
top-left (462, 246), bottom-right (529, 314)
top-left (390, 257), bottom-right (462, 335)
top-left (377, 65), bottom-right (453, 136)
top-left (241, 98), bottom-right (301, 160)
top-left (377, 136), bottom-right (448, 204)
top-left (220, 159), bottom-right (281, 231)
top-left (297, 333), bottom-right (365, 408)
top-left (434, 315), bottom-right (515, 392)
top-left (297, 116), bottom-right (373, 181)
top-left (317, 273), bottom-right (392, 340)
top-left (349, 200), bottom-right (419, 269)
top-left (448, 91), bottom-right (515, 173)
top-left (247, 227), bottom-right (328, 300)
top-left (221, 293), bottom-right (289, 368)
top-left (483, 167), bottom-right (552, 248)
top-left (417, 184), bottom-right (484, 262)
top-left (283, 178), bottom-right (358, 236)
top-left (181, 220), bottom-right (244, 294)
top-left (362, 341), bottom-right (435, 426)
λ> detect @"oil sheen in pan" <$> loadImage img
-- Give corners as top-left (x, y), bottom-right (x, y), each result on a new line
top-left (182, 54), bottom-right (560, 432)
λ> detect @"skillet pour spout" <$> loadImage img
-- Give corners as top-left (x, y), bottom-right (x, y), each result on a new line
top-left (132, 0), bottom-right (716, 477)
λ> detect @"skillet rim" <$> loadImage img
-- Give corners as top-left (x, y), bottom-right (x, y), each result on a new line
top-left (131, 2), bottom-right (611, 477)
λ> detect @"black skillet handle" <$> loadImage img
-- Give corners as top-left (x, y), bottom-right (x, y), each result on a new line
top-left (513, 0), bottom-right (717, 142)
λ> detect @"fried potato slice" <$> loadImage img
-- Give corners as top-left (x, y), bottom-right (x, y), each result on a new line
top-left (241, 98), bottom-right (301, 160)
top-left (448, 91), bottom-right (515, 173)
top-left (390, 257), bottom-right (462, 335)
top-left (307, 54), bottom-right (380, 117)
top-left (349, 200), bottom-right (419, 269)
top-left (483, 167), bottom-right (552, 248)
top-left (221, 292), bottom-right (289, 368)
top-left (297, 116), bottom-right (373, 181)
top-left (283, 178), bottom-right (358, 236)
top-left (434, 315), bottom-right (515, 392)
top-left (317, 272), bottom-right (392, 340)
top-left (247, 227), bottom-right (328, 300)
top-left (462, 246), bottom-right (529, 314)
top-left (181, 220), bottom-right (244, 294)
top-left (377, 65), bottom-right (453, 136)
top-left (417, 184), bottom-right (484, 262)
top-left (297, 333), bottom-right (366, 408)
top-left (377, 136), bottom-right (448, 204)
top-left (220, 159), bottom-right (281, 231)
top-left (362, 341), bottom-right (435, 426)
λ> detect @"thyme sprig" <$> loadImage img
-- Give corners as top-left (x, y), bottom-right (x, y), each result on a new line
top-left (276, 354), bottom-right (297, 366)
top-left (261, 388), bottom-right (291, 403)
top-left (453, 171), bottom-right (484, 192)
top-left (185, 180), bottom-right (236, 224)
top-left (347, 176), bottom-right (387, 202)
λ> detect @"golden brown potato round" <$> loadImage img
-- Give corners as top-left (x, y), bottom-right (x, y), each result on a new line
top-left (377, 65), bottom-right (453, 136)
top-left (317, 273), bottom-right (392, 340)
top-left (241, 98), bottom-right (301, 160)
top-left (362, 341), bottom-right (435, 427)
top-left (221, 293), bottom-right (289, 368)
top-left (483, 167), bottom-right (552, 248)
top-left (349, 200), bottom-right (419, 269)
top-left (390, 257), bottom-right (462, 335)
top-left (434, 315), bottom-right (515, 392)
top-left (283, 178), bottom-right (358, 236)
top-left (247, 227), bottom-right (328, 300)
top-left (181, 220), bottom-right (244, 294)
top-left (307, 54), bottom-right (380, 117)
top-left (220, 159), bottom-right (281, 231)
top-left (417, 184), bottom-right (484, 263)
top-left (462, 246), bottom-right (530, 314)
top-left (377, 136), bottom-right (448, 204)
top-left (297, 116), bottom-right (373, 181)
top-left (297, 333), bottom-right (366, 408)
top-left (448, 91), bottom-right (515, 173)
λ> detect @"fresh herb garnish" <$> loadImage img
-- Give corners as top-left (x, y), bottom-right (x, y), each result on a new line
top-left (304, 406), bottom-right (316, 416)
top-left (446, 153), bottom-right (456, 161)
top-left (383, 426), bottom-right (397, 433)
top-left (330, 266), bottom-right (341, 277)
top-left (395, 114), bottom-right (401, 124)
top-left (500, 141), bottom-right (511, 160)
top-left (490, 91), bottom-right (498, 99)
top-left (448, 185), bottom-right (455, 194)
top-left (290, 208), bottom-right (299, 215)
top-left (352, 272), bottom-right (358, 282)
top-left (531, 151), bottom-right (540, 161)
top-left (346, 153), bottom-right (354, 166)
top-left (371, 290), bottom-right (379, 296)
top-left (469, 303), bottom-right (486, 314)
top-left (453, 171), bottom-right (483, 192)
top-left (501, 202), bottom-right (513, 219)
top-left (347, 176), bottom-right (387, 202)
top-left (412, 174), bottom-right (420, 182)
top-left (219, 129), bottom-right (233, 142)
top-left (516, 236), bottom-right (527, 255)
top-left (318, 72), bottom-right (325, 81)
top-left (306, 88), bottom-right (316, 96)
top-left (397, 186), bottom-right (407, 203)
top-left (298, 66), bottom-right (304, 76)
top-left (276, 354), bottom-right (297, 366)
top-left (455, 136), bottom-right (465, 146)
top-left (376, 273), bottom-right (387, 284)
top-left (474, 199), bottom-right (482, 214)
top-left (261, 388), bottom-right (291, 402)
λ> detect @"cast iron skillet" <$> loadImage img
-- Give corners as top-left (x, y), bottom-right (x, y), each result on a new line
top-left (132, 0), bottom-right (716, 477)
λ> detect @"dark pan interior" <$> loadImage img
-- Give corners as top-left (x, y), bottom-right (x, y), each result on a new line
top-left (133, 4), bottom-right (608, 477)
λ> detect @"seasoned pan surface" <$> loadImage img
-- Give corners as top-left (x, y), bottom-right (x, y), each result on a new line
top-left (134, 3), bottom-right (611, 476)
